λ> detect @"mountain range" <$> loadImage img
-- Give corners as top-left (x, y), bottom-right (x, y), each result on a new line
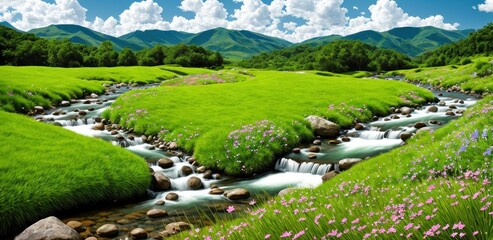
top-left (0, 21), bottom-right (474, 59)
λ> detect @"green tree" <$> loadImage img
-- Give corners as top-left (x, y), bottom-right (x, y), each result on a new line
top-left (118, 48), bottom-right (138, 66)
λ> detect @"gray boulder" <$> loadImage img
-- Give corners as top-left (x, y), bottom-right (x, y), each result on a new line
top-left (338, 158), bottom-right (363, 170)
top-left (15, 216), bottom-right (82, 240)
top-left (225, 188), bottom-right (250, 200)
top-left (305, 116), bottom-right (340, 138)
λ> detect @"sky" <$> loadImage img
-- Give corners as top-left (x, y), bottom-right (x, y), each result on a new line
top-left (0, 0), bottom-right (492, 43)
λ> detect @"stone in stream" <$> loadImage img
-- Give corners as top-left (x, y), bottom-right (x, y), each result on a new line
top-left (60, 100), bottom-right (71, 107)
top-left (384, 118), bottom-right (390, 121)
top-left (187, 176), bottom-right (203, 190)
top-left (313, 139), bottom-right (322, 145)
top-left (66, 220), bottom-right (86, 233)
top-left (34, 106), bottom-right (45, 114)
top-left (14, 216), bottom-right (82, 240)
top-left (90, 93), bottom-right (99, 98)
top-left (153, 172), bottom-right (171, 191)
top-left (400, 107), bottom-right (414, 115)
top-left (110, 130), bottom-right (118, 135)
top-left (322, 171), bottom-right (339, 182)
top-left (341, 136), bottom-right (351, 142)
top-left (445, 111), bottom-right (456, 116)
top-left (392, 115), bottom-right (400, 119)
top-left (155, 200), bottom-right (165, 205)
top-left (224, 188), bottom-right (251, 200)
top-left (429, 120), bottom-right (440, 125)
top-left (209, 188), bottom-right (225, 195)
top-left (165, 192), bottom-right (179, 201)
top-left (92, 123), bottom-right (105, 131)
top-left (96, 224), bottom-right (119, 238)
top-left (130, 228), bottom-right (148, 239)
top-left (203, 170), bottom-right (213, 179)
top-left (215, 173), bottom-right (222, 180)
top-left (338, 158), bottom-right (363, 171)
top-left (115, 134), bottom-right (125, 140)
top-left (308, 146), bottom-right (320, 153)
top-left (413, 122), bottom-right (427, 129)
top-left (449, 105), bottom-right (458, 109)
top-left (168, 142), bottom-right (178, 150)
top-left (146, 209), bottom-right (168, 218)
top-left (400, 132), bottom-right (413, 141)
top-left (181, 166), bottom-right (193, 176)
top-left (354, 123), bottom-right (365, 130)
top-left (417, 127), bottom-right (435, 135)
top-left (328, 139), bottom-right (342, 145)
top-left (292, 148), bottom-right (301, 153)
top-left (427, 106), bottom-right (438, 112)
top-left (305, 115), bottom-right (340, 138)
top-left (78, 110), bottom-right (87, 116)
top-left (439, 101), bottom-right (446, 106)
top-left (307, 154), bottom-right (317, 159)
top-left (157, 158), bottom-right (174, 169)
top-left (196, 166), bottom-right (207, 173)
top-left (456, 109), bottom-right (465, 114)
top-left (82, 100), bottom-right (91, 104)
top-left (165, 222), bottom-right (191, 235)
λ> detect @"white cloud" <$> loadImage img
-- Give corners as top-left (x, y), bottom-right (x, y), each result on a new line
top-left (0, 0), bottom-right (461, 42)
top-left (478, 0), bottom-right (493, 12)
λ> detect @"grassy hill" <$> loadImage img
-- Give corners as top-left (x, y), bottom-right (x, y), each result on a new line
top-left (120, 29), bottom-right (193, 49)
top-left (28, 24), bottom-right (142, 51)
top-left (301, 26), bottom-right (473, 56)
top-left (0, 21), bottom-right (21, 32)
top-left (181, 28), bottom-right (293, 60)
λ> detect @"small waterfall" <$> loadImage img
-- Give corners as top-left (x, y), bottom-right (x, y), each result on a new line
top-left (171, 178), bottom-right (190, 190)
top-left (58, 119), bottom-right (85, 126)
top-left (359, 130), bottom-right (385, 140)
top-left (386, 129), bottom-right (403, 139)
top-left (275, 158), bottom-right (331, 175)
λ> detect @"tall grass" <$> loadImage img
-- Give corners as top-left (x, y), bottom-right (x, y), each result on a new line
top-left (174, 96), bottom-right (493, 240)
top-left (0, 66), bottom-right (184, 113)
top-left (0, 111), bottom-right (151, 237)
top-left (103, 70), bottom-right (434, 175)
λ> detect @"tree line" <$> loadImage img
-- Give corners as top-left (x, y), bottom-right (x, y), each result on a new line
top-left (414, 23), bottom-right (493, 67)
top-left (0, 26), bottom-right (223, 68)
top-left (238, 40), bottom-right (414, 73)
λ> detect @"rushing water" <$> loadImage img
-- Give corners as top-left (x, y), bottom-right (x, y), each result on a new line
top-left (33, 81), bottom-right (477, 239)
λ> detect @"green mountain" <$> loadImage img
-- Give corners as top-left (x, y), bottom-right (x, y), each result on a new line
top-left (28, 24), bottom-right (141, 51)
top-left (0, 21), bottom-right (21, 32)
top-left (119, 29), bottom-right (193, 49)
top-left (181, 27), bottom-right (293, 60)
top-left (300, 26), bottom-right (474, 56)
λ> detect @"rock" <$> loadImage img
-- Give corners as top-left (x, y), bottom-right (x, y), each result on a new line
top-left (307, 154), bottom-right (317, 159)
top-left (90, 93), bottom-right (99, 98)
top-left (449, 105), bottom-right (458, 109)
top-left (157, 158), bottom-right (174, 169)
top-left (203, 170), bottom-right (213, 179)
top-left (165, 222), bottom-right (191, 235)
top-left (82, 100), bottom-right (91, 104)
top-left (278, 187), bottom-right (297, 197)
top-left (445, 111), bottom-right (456, 116)
top-left (165, 192), bottom-right (179, 201)
top-left (392, 115), bottom-right (400, 119)
top-left (338, 158), bottom-right (363, 171)
top-left (60, 101), bottom-right (71, 107)
top-left (305, 115), bottom-right (340, 138)
top-left (196, 166), bottom-right (207, 173)
top-left (313, 139), bottom-right (322, 145)
top-left (34, 106), bottom-right (45, 114)
top-left (322, 171), bottom-right (339, 182)
top-left (400, 107), bottom-right (414, 115)
top-left (292, 148), bottom-right (301, 153)
top-left (413, 122), bottom-right (427, 129)
top-left (92, 123), bottom-right (105, 131)
top-left (209, 188), bottom-right (225, 195)
top-left (146, 209), bottom-right (168, 218)
top-left (187, 176), bottom-right (203, 190)
top-left (153, 172), bottom-right (171, 191)
top-left (181, 166), bottom-right (193, 176)
top-left (341, 136), bottom-right (351, 142)
top-left (66, 221), bottom-right (86, 233)
top-left (85, 237), bottom-right (97, 240)
top-left (328, 140), bottom-right (341, 145)
top-left (456, 109), bottom-right (465, 114)
top-left (354, 123), bottom-right (365, 130)
top-left (168, 142), bottom-right (178, 150)
top-left (400, 132), bottom-right (413, 141)
top-left (96, 224), bottom-right (119, 238)
top-left (155, 200), bottom-right (165, 205)
top-left (427, 106), bottom-right (438, 113)
top-left (439, 101), bottom-right (446, 106)
top-left (308, 146), bottom-right (320, 153)
top-left (429, 120), bottom-right (440, 125)
top-left (384, 118), bottom-right (390, 121)
top-left (14, 216), bottom-right (82, 240)
top-left (110, 130), bottom-right (118, 135)
top-left (159, 231), bottom-right (172, 238)
top-left (225, 188), bottom-right (251, 200)
top-left (215, 174), bottom-right (222, 180)
top-left (417, 127), bottom-right (435, 135)
top-left (115, 134), bottom-right (125, 140)
top-left (78, 110), bottom-right (87, 116)
top-left (130, 228), bottom-right (147, 239)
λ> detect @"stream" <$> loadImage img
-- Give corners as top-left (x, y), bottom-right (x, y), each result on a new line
top-left (34, 80), bottom-right (477, 239)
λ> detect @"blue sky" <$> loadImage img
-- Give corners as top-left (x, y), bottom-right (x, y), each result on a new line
top-left (1, 0), bottom-right (492, 42)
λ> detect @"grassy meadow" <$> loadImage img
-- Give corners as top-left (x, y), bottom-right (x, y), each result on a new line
top-left (103, 70), bottom-right (435, 175)
top-left (0, 111), bottom-right (151, 237)
top-left (400, 57), bottom-right (493, 94)
top-left (0, 66), bottom-right (187, 113)
top-left (175, 87), bottom-right (493, 239)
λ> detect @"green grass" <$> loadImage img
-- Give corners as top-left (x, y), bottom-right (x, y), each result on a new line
top-left (0, 111), bottom-right (151, 238)
top-left (174, 94), bottom-right (493, 240)
top-left (103, 70), bottom-right (434, 175)
top-left (400, 57), bottom-right (493, 94)
top-left (0, 66), bottom-right (184, 113)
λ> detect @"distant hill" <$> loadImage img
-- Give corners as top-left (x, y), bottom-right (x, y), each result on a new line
top-left (180, 28), bottom-right (293, 60)
top-left (0, 21), bottom-right (21, 32)
top-left (300, 26), bottom-right (474, 56)
top-left (120, 29), bottom-right (193, 49)
top-left (28, 24), bottom-right (141, 51)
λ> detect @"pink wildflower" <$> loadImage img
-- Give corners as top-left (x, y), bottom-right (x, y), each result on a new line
top-left (227, 206), bottom-right (235, 213)
top-left (280, 231), bottom-right (292, 238)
